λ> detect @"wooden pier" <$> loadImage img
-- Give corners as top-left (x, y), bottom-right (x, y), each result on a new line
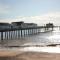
top-left (0, 26), bottom-right (53, 41)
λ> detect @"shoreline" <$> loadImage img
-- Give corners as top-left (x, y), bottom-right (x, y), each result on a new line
top-left (0, 44), bottom-right (60, 60)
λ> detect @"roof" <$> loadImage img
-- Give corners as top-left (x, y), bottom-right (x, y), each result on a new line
top-left (0, 23), bottom-right (11, 26)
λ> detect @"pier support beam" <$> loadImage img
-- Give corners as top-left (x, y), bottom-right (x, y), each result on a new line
top-left (9, 31), bottom-right (11, 40)
top-left (24, 30), bottom-right (25, 37)
top-left (28, 29), bottom-right (29, 35)
top-left (6, 32), bottom-right (8, 40)
top-left (18, 30), bottom-right (20, 39)
top-left (1, 32), bottom-right (3, 41)
top-left (21, 29), bottom-right (22, 37)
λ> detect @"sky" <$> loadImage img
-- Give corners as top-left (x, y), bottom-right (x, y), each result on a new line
top-left (0, 0), bottom-right (60, 26)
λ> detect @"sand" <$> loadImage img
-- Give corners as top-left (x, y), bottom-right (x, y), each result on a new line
top-left (16, 52), bottom-right (60, 60)
top-left (0, 51), bottom-right (60, 60)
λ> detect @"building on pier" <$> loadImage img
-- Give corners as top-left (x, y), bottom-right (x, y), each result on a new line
top-left (46, 23), bottom-right (54, 28)
top-left (11, 21), bottom-right (24, 26)
top-left (21, 23), bottom-right (37, 28)
top-left (0, 22), bottom-right (38, 40)
top-left (0, 23), bottom-right (12, 30)
top-left (11, 21), bottom-right (37, 28)
top-left (45, 23), bottom-right (54, 30)
top-left (0, 21), bottom-right (38, 30)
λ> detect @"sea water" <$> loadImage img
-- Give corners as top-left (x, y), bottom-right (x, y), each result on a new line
top-left (19, 27), bottom-right (60, 53)
top-left (0, 27), bottom-right (60, 53)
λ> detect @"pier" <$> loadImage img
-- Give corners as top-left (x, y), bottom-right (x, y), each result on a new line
top-left (0, 22), bottom-right (55, 43)
top-left (0, 26), bottom-right (53, 41)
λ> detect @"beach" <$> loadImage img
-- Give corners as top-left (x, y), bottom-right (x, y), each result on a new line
top-left (0, 51), bottom-right (60, 60)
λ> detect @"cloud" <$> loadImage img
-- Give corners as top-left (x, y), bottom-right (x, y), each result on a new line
top-left (0, 12), bottom-right (60, 26)
top-left (16, 12), bottom-right (60, 26)
top-left (0, 3), bottom-right (10, 14)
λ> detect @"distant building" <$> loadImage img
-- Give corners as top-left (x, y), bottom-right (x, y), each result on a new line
top-left (11, 21), bottom-right (37, 28)
top-left (46, 23), bottom-right (54, 28)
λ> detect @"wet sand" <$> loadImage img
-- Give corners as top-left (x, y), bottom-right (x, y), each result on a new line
top-left (0, 43), bottom-right (60, 60)
top-left (0, 51), bottom-right (60, 60)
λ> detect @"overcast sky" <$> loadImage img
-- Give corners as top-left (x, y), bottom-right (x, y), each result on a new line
top-left (0, 0), bottom-right (60, 26)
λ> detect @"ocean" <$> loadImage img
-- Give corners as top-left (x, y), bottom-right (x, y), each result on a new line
top-left (0, 27), bottom-right (60, 53)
